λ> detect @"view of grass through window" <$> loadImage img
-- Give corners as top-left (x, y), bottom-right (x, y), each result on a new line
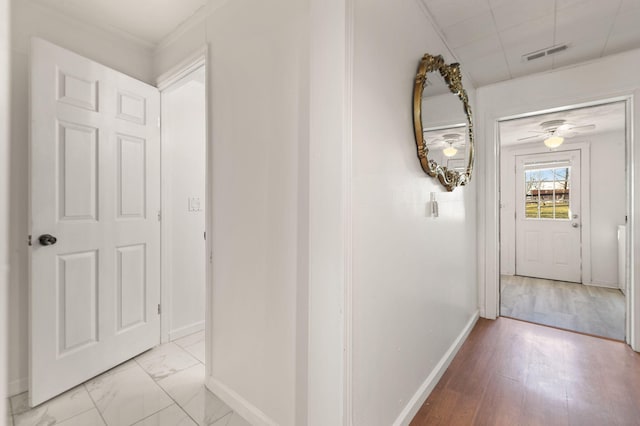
top-left (524, 166), bottom-right (570, 219)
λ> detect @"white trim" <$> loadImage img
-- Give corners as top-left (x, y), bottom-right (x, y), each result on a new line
top-left (307, 0), bottom-right (349, 424)
top-left (206, 377), bottom-right (278, 426)
top-left (157, 51), bottom-right (208, 345)
top-left (393, 311), bottom-right (480, 426)
top-left (168, 321), bottom-right (205, 342)
top-left (203, 45), bottom-right (214, 379)
top-left (589, 282), bottom-right (620, 289)
top-left (625, 96), bottom-right (635, 349)
top-left (8, 377), bottom-right (28, 397)
top-left (156, 48), bottom-right (207, 90)
top-left (0, 264), bottom-right (7, 407)
top-left (343, 0), bottom-right (354, 423)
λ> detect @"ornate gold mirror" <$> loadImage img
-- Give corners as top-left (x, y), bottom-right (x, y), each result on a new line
top-left (413, 54), bottom-right (474, 191)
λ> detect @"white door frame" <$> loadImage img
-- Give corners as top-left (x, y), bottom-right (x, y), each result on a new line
top-left (481, 95), bottom-right (636, 349)
top-left (156, 47), bottom-right (211, 366)
top-left (503, 143), bottom-right (591, 284)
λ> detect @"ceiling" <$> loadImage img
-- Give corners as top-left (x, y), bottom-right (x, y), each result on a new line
top-left (422, 0), bottom-right (640, 87)
top-left (32, 0), bottom-right (208, 46)
top-left (30, 0), bottom-right (640, 83)
top-left (499, 101), bottom-right (626, 147)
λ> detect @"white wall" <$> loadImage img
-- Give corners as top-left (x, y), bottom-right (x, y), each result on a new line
top-left (154, 1), bottom-right (308, 424)
top-left (588, 131), bottom-right (627, 286)
top-left (476, 47), bottom-right (640, 350)
top-left (500, 131), bottom-right (626, 287)
top-left (162, 73), bottom-right (206, 340)
top-left (8, 0), bottom-right (154, 395)
top-left (351, 0), bottom-right (478, 424)
top-left (1, 0), bottom-right (10, 419)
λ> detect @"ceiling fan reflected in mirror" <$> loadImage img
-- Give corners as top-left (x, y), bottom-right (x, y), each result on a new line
top-left (517, 119), bottom-right (596, 148)
top-left (424, 132), bottom-right (465, 157)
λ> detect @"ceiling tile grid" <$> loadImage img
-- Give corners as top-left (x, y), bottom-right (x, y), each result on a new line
top-left (422, 0), bottom-right (640, 88)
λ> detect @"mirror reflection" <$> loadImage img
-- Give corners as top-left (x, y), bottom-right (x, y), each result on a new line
top-left (413, 54), bottom-right (474, 191)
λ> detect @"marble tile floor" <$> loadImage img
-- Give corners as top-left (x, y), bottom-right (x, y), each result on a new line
top-left (500, 274), bottom-right (625, 340)
top-left (6, 331), bottom-right (251, 426)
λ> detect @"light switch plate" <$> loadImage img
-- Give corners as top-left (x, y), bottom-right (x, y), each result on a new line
top-left (188, 197), bottom-right (201, 212)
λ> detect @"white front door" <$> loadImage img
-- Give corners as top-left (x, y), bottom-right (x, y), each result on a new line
top-left (30, 38), bottom-right (161, 406)
top-left (515, 150), bottom-right (582, 283)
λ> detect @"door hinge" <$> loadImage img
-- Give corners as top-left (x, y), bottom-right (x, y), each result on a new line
top-left (157, 304), bottom-right (161, 315)
top-left (157, 116), bottom-right (161, 128)
top-left (28, 235), bottom-right (32, 246)
top-left (204, 231), bottom-right (206, 240)
top-left (157, 210), bottom-right (162, 221)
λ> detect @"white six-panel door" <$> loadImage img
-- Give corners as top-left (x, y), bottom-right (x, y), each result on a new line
top-left (30, 38), bottom-right (161, 406)
top-left (515, 150), bottom-right (582, 283)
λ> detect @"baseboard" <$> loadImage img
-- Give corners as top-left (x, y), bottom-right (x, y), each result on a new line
top-left (585, 281), bottom-right (619, 290)
top-left (393, 310), bottom-right (480, 426)
top-left (8, 377), bottom-right (27, 397)
top-left (168, 321), bottom-right (205, 342)
top-left (206, 376), bottom-right (278, 426)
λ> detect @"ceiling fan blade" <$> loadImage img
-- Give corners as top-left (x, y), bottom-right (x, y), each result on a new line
top-left (517, 134), bottom-right (544, 141)
top-left (567, 124), bottom-right (596, 131)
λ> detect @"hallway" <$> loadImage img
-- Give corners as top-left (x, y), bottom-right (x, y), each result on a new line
top-left (7, 331), bottom-right (249, 426)
top-left (411, 317), bottom-right (640, 425)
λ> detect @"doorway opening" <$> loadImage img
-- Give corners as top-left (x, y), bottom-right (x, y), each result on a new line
top-left (498, 100), bottom-right (628, 340)
top-left (159, 61), bottom-right (207, 347)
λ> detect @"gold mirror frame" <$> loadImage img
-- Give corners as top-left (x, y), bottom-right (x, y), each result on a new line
top-left (413, 53), bottom-right (474, 191)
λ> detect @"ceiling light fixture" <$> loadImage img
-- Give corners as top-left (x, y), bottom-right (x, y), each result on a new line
top-left (544, 135), bottom-right (564, 148)
top-left (443, 145), bottom-right (458, 157)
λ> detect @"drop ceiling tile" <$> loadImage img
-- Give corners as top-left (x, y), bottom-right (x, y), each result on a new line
top-left (620, 0), bottom-right (640, 12)
top-left (506, 53), bottom-right (553, 79)
top-left (609, 6), bottom-right (640, 35)
top-left (555, 0), bottom-right (619, 44)
top-left (497, 15), bottom-right (555, 51)
top-left (604, 30), bottom-right (640, 55)
top-left (500, 31), bottom-right (556, 78)
top-left (551, 38), bottom-right (607, 69)
top-left (486, 0), bottom-right (506, 8)
top-left (556, 0), bottom-right (594, 9)
top-left (423, 0), bottom-right (492, 28)
top-left (491, 0), bottom-right (555, 32)
top-left (454, 32), bottom-right (503, 63)
top-left (465, 51), bottom-right (511, 87)
top-left (442, 11), bottom-right (497, 48)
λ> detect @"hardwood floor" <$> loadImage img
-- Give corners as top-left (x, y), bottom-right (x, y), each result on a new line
top-left (501, 275), bottom-right (625, 340)
top-left (410, 317), bottom-right (640, 426)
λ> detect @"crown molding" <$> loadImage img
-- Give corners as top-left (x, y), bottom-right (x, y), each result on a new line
top-left (154, 0), bottom-right (230, 54)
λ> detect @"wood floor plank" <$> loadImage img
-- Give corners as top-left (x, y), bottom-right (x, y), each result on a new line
top-left (411, 318), bottom-right (640, 426)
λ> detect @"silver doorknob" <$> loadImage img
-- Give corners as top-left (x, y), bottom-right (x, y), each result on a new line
top-left (571, 223), bottom-right (579, 228)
